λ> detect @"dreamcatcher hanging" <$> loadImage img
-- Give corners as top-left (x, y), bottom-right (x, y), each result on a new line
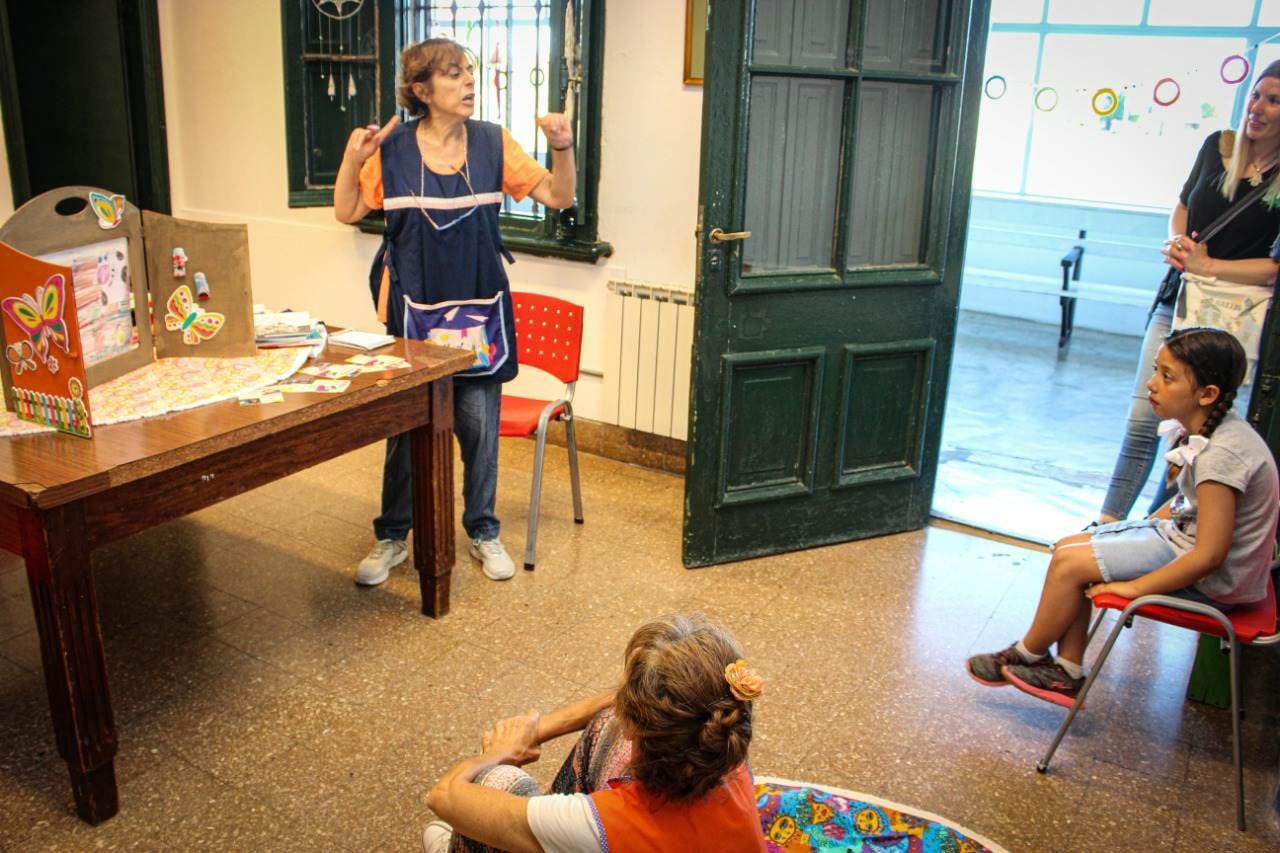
top-left (312, 0), bottom-right (366, 113)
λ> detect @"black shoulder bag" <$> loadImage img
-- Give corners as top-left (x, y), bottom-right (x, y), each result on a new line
top-left (1151, 180), bottom-right (1271, 311)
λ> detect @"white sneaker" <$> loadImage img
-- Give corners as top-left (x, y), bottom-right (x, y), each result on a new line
top-left (355, 539), bottom-right (407, 586)
top-left (469, 537), bottom-right (515, 580)
top-left (422, 820), bottom-right (452, 853)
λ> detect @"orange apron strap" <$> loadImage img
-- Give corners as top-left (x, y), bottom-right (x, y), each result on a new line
top-left (376, 264), bottom-right (391, 325)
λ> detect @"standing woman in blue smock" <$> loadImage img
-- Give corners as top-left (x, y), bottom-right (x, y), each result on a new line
top-left (334, 38), bottom-right (576, 585)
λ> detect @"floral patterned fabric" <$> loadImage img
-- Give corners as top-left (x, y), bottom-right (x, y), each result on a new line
top-left (756, 777), bottom-right (1007, 853)
top-left (0, 348), bottom-right (310, 435)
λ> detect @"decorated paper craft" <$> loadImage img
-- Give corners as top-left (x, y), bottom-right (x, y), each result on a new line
top-left (38, 238), bottom-right (136, 369)
top-left (88, 192), bottom-right (125, 230)
top-left (172, 247), bottom-right (187, 277)
top-left (194, 271), bottom-right (210, 300)
top-left (6, 340), bottom-right (36, 374)
top-left (164, 284), bottom-right (225, 346)
top-left (0, 243), bottom-right (93, 436)
top-left (2, 274), bottom-right (72, 366)
top-left (12, 377), bottom-right (89, 437)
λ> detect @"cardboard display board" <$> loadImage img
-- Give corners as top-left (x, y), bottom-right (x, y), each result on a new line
top-left (0, 186), bottom-right (154, 387)
top-left (0, 242), bottom-right (92, 436)
top-left (142, 211), bottom-right (256, 358)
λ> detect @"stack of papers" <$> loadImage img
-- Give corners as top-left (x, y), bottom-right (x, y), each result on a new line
top-left (255, 311), bottom-right (327, 350)
top-left (328, 329), bottom-right (396, 351)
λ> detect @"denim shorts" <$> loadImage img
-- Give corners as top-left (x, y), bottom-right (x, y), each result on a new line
top-left (1090, 519), bottom-right (1178, 583)
top-left (1089, 520), bottom-right (1231, 609)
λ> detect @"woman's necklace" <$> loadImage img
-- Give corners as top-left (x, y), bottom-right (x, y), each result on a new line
top-left (1247, 152), bottom-right (1279, 186)
top-left (412, 125), bottom-right (480, 231)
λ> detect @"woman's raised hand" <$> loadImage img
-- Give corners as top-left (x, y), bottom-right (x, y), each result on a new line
top-left (536, 113), bottom-right (574, 151)
top-left (345, 115), bottom-right (401, 164)
top-left (480, 710), bottom-right (542, 766)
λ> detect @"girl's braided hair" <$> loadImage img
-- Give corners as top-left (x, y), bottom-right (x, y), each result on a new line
top-left (1162, 326), bottom-right (1247, 441)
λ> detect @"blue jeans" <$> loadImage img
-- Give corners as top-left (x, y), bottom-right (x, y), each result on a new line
top-left (1102, 302), bottom-right (1253, 518)
top-left (373, 379), bottom-right (501, 542)
top-left (1101, 304), bottom-right (1173, 520)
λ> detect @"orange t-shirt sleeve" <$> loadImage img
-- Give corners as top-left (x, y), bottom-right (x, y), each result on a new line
top-left (502, 127), bottom-right (550, 201)
top-left (358, 150), bottom-right (384, 210)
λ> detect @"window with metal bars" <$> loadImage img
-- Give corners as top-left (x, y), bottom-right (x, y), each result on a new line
top-left (281, 0), bottom-right (610, 261)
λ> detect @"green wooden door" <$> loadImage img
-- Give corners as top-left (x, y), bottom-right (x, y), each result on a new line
top-left (683, 0), bottom-right (991, 567)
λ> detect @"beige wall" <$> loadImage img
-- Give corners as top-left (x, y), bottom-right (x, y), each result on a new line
top-left (153, 0), bottom-right (704, 421)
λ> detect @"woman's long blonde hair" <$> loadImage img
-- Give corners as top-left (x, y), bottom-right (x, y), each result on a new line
top-left (1220, 59), bottom-right (1280, 204)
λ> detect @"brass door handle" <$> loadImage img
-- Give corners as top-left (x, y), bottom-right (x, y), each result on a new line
top-left (709, 227), bottom-right (752, 243)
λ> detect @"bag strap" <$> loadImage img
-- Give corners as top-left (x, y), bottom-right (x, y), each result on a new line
top-left (1196, 179), bottom-right (1270, 245)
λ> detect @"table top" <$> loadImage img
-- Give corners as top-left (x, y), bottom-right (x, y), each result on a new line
top-left (0, 339), bottom-right (474, 510)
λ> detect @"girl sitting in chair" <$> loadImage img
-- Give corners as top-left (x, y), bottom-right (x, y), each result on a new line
top-left (967, 327), bottom-right (1279, 708)
top-left (423, 613), bottom-right (766, 852)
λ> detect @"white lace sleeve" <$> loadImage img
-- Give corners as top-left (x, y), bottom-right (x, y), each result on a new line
top-left (525, 793), bottom-right (604, 853)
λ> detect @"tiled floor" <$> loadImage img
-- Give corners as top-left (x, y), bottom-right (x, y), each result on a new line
top-left (1, 417), bottom-right (1278, 850)
top-left (935, 311), bottom-right (1160, 543)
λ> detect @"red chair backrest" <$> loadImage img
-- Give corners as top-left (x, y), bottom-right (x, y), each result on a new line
top-left (512, 292), bottom-right (584, 384)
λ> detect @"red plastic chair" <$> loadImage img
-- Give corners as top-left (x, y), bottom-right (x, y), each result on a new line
top-left (500, 292), bottom-right (584, 570)
top-left (1036, 576), bottom-right (1279, 831)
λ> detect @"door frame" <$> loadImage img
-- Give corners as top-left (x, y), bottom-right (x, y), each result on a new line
top-left (0, 0), bottom-right (170, 212)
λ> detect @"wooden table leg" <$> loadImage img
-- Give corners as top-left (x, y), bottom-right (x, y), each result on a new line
top-left (19, 503), bottom-right (118, 824)
top-left (411, 378), bottom-right (456, 617)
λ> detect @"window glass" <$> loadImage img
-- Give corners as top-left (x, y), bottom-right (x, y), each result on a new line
top-left (1147, 0), bottom-right (1255, 26)
top-left (404, 0), bottom-right (554, 219)
top-left (1261, 0), bottom-right (1280, 25)
top-left (971, 32), bottom-right (1039, 194)
top-left (990, 0), bottom-right (1044, 23)
top-left (1046, 0), bottom-right (1143, 25)
top-left (1025, 34), bottom-right (1243, 207)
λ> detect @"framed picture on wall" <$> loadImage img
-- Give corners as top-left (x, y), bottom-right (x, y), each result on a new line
top-left (684, 0), bottom-right (707, 84)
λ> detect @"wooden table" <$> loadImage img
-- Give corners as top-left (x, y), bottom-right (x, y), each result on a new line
top-left (0, 339), bottom-right (473, 824)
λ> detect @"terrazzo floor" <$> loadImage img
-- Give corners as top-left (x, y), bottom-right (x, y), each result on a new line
top-left (0, 385), bottom-right (1278, 850)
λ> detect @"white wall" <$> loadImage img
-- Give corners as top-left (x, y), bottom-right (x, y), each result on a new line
top-left (154, 0), bottom-right (704, 422)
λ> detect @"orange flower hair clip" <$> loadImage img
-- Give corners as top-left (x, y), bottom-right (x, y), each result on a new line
top-left (724, 659), bottom-right (763, 701)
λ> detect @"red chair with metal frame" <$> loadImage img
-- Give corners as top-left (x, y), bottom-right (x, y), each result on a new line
top-left (1035, 575), bottom-right (1279, 831)
top-left (500, 292), bottom-right (584, 570)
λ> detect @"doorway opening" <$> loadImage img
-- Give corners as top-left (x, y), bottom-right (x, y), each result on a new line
top-left (929, 6), bottom-right (1279, 543)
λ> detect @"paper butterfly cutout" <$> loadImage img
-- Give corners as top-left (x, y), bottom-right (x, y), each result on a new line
top-left (1, 274), bottom-right (72, 365)
top-left (5, 340), bottom-right (36, 374)
top-left (88, 191), bottom-right (125, 230)
top-left (164, 284), bottom-right (225, 345)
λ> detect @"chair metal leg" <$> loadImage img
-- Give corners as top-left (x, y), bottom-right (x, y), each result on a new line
top-left (524, 424), bottom-right (550, 571)
top-left (1038, 614), bottom-right (1130, 773)
top-left (1229, 635), bottom-right (1245, 831)
top-left (564, 406), bottom-right (584, 525)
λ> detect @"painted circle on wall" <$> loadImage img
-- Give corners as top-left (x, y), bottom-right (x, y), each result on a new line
top-left (984, 75), bottom-right (1008, 99)
top-left (1153, 77), bottom-right (1181, 106)
top-left (1033, 86), bottom-right (1058, 111)
top-left (1091, 87), bottom-right (1119, 117)
top-left (1221, 54), bottom-right (1250, 85)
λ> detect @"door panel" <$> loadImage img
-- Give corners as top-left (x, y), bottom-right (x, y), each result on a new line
top-left (753, 0), bottom-right (850, 68)
top-left (863, 0), bottom-right (947, 73)
top-left (847, 83), bottom-right (936, 267)
top-left (743, 77), bottom-right (843, 274)
top-left (683, 0), bottom-right (990, 567)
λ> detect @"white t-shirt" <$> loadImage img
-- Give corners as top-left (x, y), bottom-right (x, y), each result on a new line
top-left (526, 793), bottom-right (603, 853)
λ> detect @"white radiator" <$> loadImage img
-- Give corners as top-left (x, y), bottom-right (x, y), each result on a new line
top-left (604, 281), bottom-right (695, 440)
